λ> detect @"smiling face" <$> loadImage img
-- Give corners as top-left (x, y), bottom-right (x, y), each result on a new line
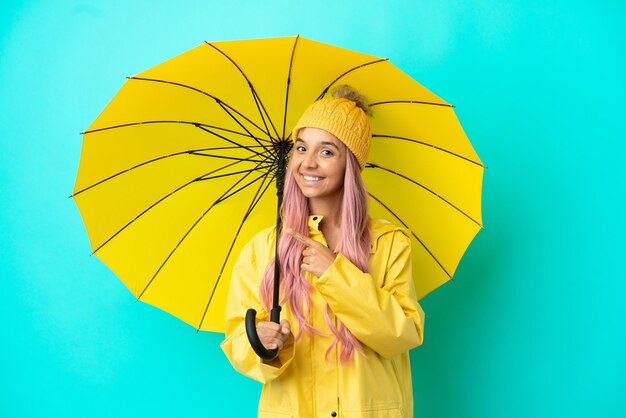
top-left (289, 127), bottom-right (347, 211)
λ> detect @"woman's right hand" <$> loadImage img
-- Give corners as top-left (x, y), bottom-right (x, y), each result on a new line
top-left (257, 319), bottom-right (291, 351)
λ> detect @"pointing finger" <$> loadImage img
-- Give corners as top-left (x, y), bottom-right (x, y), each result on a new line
top-left (285, 228), bottom-right (318, 247)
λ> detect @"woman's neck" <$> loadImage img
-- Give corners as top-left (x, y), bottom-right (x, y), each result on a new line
top-left (308, 196), bottom-right (341, 226)
top-left (308, 197), bottom-right (342, 250)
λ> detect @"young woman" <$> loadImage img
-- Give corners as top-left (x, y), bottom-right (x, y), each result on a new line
top-left (221, 86), bottom-right (425, 418)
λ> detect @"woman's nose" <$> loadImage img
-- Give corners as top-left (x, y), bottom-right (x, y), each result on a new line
top-left (302, 152), bottom-right (317, 168)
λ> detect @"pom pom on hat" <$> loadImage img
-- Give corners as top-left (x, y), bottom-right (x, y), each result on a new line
top-left (292, 86), bottom-right (371, 170)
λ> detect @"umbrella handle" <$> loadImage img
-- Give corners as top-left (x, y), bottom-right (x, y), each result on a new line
top-left (245, 307), bottom-right (281, 360)
top-left (245, 139), bottom-right (286, 361)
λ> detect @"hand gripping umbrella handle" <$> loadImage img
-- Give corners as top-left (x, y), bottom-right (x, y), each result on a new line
top-left (245, 307), bottom-right (281, 360)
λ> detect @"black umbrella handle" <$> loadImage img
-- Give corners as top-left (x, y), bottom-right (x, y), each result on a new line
top-left (245, 307), bottom-right (281, 360)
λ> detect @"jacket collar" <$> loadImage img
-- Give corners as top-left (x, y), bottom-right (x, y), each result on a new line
top-left (307, 216), bottom-right (407, 254)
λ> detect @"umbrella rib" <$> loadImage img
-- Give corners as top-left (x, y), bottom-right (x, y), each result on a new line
top-left (189, 152), bottom-right (266, 163)
top-left (136, 159), bottom-right (273, 301)
top-left (195, 162), bottom-right (273, 182)
top-left (72, 145), bottom-right (265, 197)
top-left (366, 162), bottom-right (483, 228)
top-left (82, 120), bottom-right (270, 144)
top-left (193, 124), bottom-right (268, 156)
top-left (129, 76), bottom-right (272, 142)
top-left (197, 167), bottom-right (277, 330)
top-left (281, 35), bottom-right (299, 140)
top-left (369, 100), bottom-right (452, 108)
top-left (204, 41), bottom-right (281, 140)
top-left (91, 156), bottom-right (270, 254)
top-left (212, 100), bottom-right (272, 152)
top-left (372, 134), bottom-right (484, 168)
top-left (368, 191), bottom-right (452, 279)
top-left (213, 163), bottom-right (274, 205)
top-left (250, 84), bottom-right (280, 141)
top-left (315, 58), bottom-right (389, 101)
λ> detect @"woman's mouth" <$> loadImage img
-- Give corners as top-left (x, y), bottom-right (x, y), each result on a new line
top-left (300, 174), bottom-right (325, 186)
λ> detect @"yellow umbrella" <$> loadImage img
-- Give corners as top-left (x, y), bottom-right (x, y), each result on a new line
top-left (73, 35), bottom-right (483, 333)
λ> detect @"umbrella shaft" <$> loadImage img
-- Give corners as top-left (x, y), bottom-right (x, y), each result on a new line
top-left (272, 140), bottom-right (288, 310)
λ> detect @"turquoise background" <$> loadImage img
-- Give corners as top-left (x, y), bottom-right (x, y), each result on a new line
top-left (2, 0), bottom-right (624, 417)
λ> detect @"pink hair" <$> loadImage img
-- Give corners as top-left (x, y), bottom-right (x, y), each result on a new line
top-left (260, 151), bottom-right (371, 362)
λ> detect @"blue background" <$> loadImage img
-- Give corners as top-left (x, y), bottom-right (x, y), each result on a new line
top-left (1, 1), bottom-right (624, 417)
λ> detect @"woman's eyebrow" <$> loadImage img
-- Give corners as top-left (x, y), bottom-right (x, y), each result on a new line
top-left (320, 141), bottom-right (340, 150)
top-left (295, 138), bottom-right (340, 150)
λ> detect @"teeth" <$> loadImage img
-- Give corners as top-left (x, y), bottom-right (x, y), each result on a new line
top-left (304, 175), bottom-right (322, 181)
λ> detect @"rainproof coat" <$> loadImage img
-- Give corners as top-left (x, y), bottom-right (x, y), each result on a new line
top-left (221, 216), bottom-right (425, 418)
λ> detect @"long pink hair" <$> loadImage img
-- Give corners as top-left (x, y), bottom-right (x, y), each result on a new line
top-left (260, 150), bottom-right (371, 361)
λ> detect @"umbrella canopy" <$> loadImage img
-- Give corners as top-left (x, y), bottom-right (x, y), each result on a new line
top-left (73, 35), bottom-right (483, 333)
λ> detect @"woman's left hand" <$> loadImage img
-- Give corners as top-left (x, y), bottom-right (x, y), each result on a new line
top-left (285, 228), bottom-right (336, 278)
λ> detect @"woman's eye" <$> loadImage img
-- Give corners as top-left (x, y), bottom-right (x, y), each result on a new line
top-left (321, 149), bottom-right (333, 156)
top-left (296, 145), bottom-right (306, 152)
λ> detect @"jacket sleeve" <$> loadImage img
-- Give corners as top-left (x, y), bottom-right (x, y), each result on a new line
top-left (313, 230), bottom-right (424, 358)
top-left (220, 232), bottom-right (296, 384)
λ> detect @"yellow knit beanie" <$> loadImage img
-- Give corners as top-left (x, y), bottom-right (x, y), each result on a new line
top-left (291, 86), bottom-right (371, 170)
